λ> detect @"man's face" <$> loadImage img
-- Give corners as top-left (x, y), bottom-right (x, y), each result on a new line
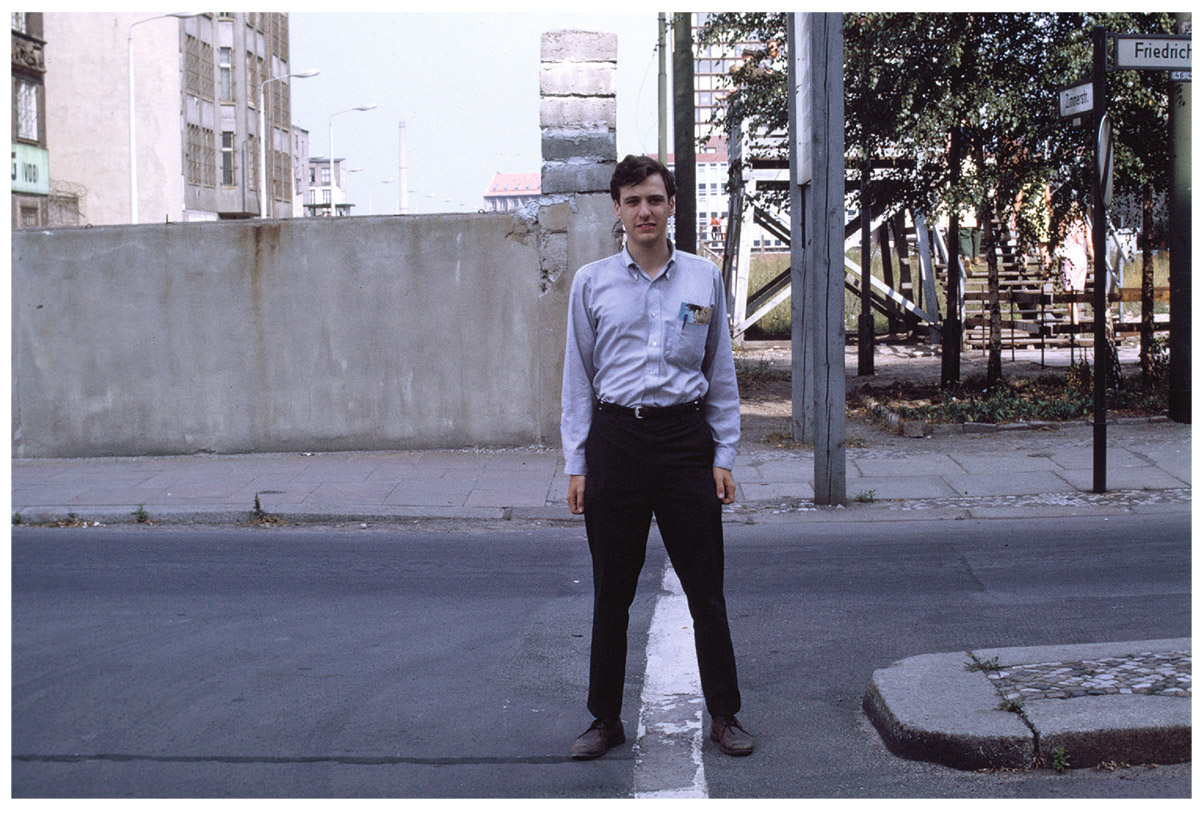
top-left (614, 174), bottom-right (674, 252)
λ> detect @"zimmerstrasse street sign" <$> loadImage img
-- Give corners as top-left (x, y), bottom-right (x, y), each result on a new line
top-left (1059, 79), bottom-right (1094, 122)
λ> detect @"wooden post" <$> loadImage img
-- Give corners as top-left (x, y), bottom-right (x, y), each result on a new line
top-left (673, 13), bottom-right (696, 254)
top-left (858, 156), bottom-right (875, 374)
top-left (790, 12), bottom-right (846, 505)
top-left (788, 12), bottom-right (814, 445)
top-left (879, 222), bottom-right (900, 334)
top-left (942, 125), bottom-right (963, 387)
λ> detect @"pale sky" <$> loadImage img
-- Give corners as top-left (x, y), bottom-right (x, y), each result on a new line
top-left (288, 12), bottom-right (666, 215)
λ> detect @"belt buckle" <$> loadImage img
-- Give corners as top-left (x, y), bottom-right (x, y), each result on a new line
top-left (634, 405), bottom-right (645, 420)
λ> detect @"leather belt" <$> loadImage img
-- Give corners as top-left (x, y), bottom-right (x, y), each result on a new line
top-left (596, 399), bottom-right (703, 420)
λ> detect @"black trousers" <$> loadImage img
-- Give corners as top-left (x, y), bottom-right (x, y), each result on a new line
top-left (583, 404), bottom-right (741, 720)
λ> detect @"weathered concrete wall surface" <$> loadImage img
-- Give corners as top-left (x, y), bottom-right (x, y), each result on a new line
top-left (12, 210), bottom-right (612, 458)
top-left (12, 28), bottom-right (621, 459)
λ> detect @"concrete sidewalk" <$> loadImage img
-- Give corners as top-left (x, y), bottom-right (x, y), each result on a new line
top-left (9, 413), bottom-right (1190, 527)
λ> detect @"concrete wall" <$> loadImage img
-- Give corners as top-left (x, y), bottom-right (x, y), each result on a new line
top-left (12, 28), bottom-right (619, 459)
top-left (12, 206), bottom-right (610, 458)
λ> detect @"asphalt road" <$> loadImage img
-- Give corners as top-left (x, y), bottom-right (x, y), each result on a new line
top-left (11, 510), bottom-right (1191, 798)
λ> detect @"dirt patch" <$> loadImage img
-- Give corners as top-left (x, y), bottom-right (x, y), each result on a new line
top-left (734, 338), bottom-right (1153, 450)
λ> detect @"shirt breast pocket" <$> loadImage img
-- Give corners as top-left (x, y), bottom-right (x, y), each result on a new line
top-left (667, 320), bottom-right (708, 368)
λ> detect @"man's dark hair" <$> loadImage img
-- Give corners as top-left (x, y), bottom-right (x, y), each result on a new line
top-left (610, 154), bottom-right (676, 202)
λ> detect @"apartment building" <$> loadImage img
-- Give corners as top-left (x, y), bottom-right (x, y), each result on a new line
top-left (483, 172), bottom-right (540, 213)
top-left (303, 156), bottom-right (356, 217)
top-left (12, 12), bottom-right (48, 228)
top-left (42, 12), bottom-right (299, 225)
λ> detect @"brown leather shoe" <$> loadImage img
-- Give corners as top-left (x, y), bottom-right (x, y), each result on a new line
top-left (710, 715), bottom-right (754, 756)
top-left (570, 718), bottom-right (625, 760)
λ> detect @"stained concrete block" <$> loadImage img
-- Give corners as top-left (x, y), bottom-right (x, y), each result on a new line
top-left (541, 161), bottom-right (615, 195)
top-left (540, 61), bottom-right (615, 97)
top-left (540, 96), bottom-right (617, 130)
top-left (541, 29), bottom-right (617, 63)
top-left (1028, 694), bottom-right (1191, 768)
top-left (541, 130), bottom-right (617, 163)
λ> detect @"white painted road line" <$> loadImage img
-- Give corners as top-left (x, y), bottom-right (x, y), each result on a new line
top-left (632, 564), bottom-right (708, 799)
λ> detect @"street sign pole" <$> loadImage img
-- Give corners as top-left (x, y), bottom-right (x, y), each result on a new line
top-left (1092, 27), bottom-right (1109, 494)
top-left (1167, 14), bottom-right (1192, 423)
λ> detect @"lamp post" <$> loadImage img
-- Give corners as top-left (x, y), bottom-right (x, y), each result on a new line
top-left (328, 103), bottom-right (377, 216)
top-left (258, 68), bottom-right (319, 218)
top-left (128, 12), bottom-right (202, 224)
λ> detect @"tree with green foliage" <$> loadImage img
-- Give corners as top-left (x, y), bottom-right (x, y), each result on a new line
top-left (697, 11), bottom-right (1177, 389)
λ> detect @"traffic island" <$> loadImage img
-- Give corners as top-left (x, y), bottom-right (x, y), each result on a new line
top-left (864, 639), bottom-right (1192, 771)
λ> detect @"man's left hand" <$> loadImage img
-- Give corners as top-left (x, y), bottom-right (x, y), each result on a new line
top-left (713, 467), bottom-right (736, 505)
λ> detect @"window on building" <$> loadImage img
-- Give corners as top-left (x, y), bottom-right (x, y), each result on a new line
top-left (12, 12), bottom-right (27, 32)
top-left (21, 205), bottom-right (39, 227)
top-left (186, 124), bottom-right (217, 188)
top-left (186, 125), bottom-right (203, 185)
top-left (246, 50), bottom-right (257, 107)
top-left (246, 135), bottom-right (257, 189)
top-left (320, 166), bottom-right (330, 186)
top-left (221, 131), bottom-right (234, 185)
top-left (14, 78), bottom-right (38, 141)
top-left (219, 47), bottom-right (232, 102)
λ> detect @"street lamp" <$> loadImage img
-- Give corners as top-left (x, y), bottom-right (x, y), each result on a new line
top-left (128, 12), bottom-right (202, 224)
top-left (328, 103), bottom-right (377, 216)
top-left (259, 69), bottom-right (319, 218)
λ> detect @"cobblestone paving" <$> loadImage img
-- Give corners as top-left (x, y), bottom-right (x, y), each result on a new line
top-left (984, 650), bottom-right (1191, 701)
top-left (740, 487), bottom-right (1191, 516)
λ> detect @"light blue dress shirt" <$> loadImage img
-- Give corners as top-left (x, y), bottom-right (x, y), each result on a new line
top-left (561, 243), bottom-right (740, 476)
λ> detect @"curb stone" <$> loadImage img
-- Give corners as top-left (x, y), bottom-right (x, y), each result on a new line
top-left (862, 651), bottom-right (1034, 770)
top-left (864, 640), bottom-right (1191, 771)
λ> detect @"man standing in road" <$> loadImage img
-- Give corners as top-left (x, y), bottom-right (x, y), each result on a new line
top-left (561, 154), bottom-right (752, 760)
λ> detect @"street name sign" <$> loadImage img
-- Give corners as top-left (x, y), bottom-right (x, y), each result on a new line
top-left (1112, 34), bottom-right (1191, 71)
top-left (1059, 79), bottom-right (1093, 122)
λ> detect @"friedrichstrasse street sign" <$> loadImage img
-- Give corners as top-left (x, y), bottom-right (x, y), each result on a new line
top-left (1112, 34), bottom-right (1192, 71)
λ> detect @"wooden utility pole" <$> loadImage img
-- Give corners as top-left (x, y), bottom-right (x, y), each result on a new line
top-left (787, 13), bottom-right (814, 446)
top-left (789, 12), bottom-right (846, 505)
top-left (672, 13), bottom-right (696, 254)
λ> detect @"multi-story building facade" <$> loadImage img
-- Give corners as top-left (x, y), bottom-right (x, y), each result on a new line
top-left (303, 156), bottom-right (356, 216)
top-left (42, 12), bottom-right (299, 225)
top-left (12, 11), bottom-right (48, 228)
top-left (688, 14), bottom-right (785, 254)
top-left (291, 126), bottom-right (310, 217)
top-left (483, 172), bottom-right (539, 213)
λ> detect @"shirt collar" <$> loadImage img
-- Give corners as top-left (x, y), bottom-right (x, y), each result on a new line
top-left (621, 240), bottom-right (677, 281)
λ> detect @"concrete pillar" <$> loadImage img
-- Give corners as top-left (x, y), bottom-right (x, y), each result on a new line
top-left (539, 29), bottom-right (618, 195)
top-left (535, 30), bottom-right (622, 447)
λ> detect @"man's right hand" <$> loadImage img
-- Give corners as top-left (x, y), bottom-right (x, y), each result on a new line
top-left (567, 475), bottom-right (586, 515)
